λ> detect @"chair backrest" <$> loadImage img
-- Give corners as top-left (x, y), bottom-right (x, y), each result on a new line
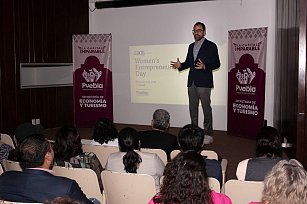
top-left (0, 200), bottom-right (42, 204)
top-left (170, 149), bottom-right (218, 160)
top-left (52, 166), bottom-right (102, 203)
top-left (208, 177), bottom-right (220, 193)
top-left (140, 148), bottom-right (168, 165)
top-left (170, 149), bottom-right (180, 159)
top-left (0, 164), bottom-right (4, 175)
top-left (224, 179), bottom-right (264, 204)
top-left (82, 144), bottom-right (119, 168)
top-left (101, 170), bottom-right (156, 204)
top-left (0, 134), bottom-right (15, 148)
top-left (2, 160), bottom-right (22, 172)
top-left (200, 150), bottom-right (218, 160)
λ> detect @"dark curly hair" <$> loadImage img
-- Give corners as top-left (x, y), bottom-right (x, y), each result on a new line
top-left (154, 151), bottom-right (212, 204)
top-left (53, 125), bottom-right (83, 161)
top-left (92, 118), bottom-right (118, 144)
top-left (118, 127), bottom-right (142, 173)
top-left (256, 126), bottom-right (282, 158)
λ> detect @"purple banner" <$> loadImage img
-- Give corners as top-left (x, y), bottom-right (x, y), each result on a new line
top-left (73, 34), bottom-right (113, 127)
top-left (227, 28), bottom-right (267, 139)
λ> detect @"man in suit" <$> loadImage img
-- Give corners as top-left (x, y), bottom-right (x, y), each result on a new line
top-left (139, 109), bottom-right (179, 160)
top-left (0, 134), bottom-right (93, 204)
top-left (171, 22), bottom-right (220, 144)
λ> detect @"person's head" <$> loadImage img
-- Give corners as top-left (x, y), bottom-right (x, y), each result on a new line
top-left (261, 159), bottom-right (307, 204)
top-left (18, 134), bottom-right (53, 170)
top-left (193, 22), bottom-right (206, 41)
top-left (178, 124), bottom-right (204, 152)
top-left (118, 127), bottom-right (142, 173)
top-left (14, 123), bottom-right (43, 145)
top-left (53, 125), bottom-right (82, 161)
top-left (151, 109), bottom-right (170, 131)
top-left (155, 150), bottom-right (211, 204)
top-left (93, 118), bottom-right (118, 144)
top-left (256, 126), bottom-right (282, 158)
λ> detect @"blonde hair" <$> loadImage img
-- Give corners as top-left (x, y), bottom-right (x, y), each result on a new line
top-left (262, 159), bottom-right (307, 204)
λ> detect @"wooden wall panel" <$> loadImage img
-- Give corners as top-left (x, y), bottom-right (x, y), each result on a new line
top-left (275, 0), bottom-right (307, 167)
top-left (0, 0), bottom-right (89, 134)
top-left (274, 0), bottom-right (299, 144)
top-left (297, 0), bottom-right (307, 168)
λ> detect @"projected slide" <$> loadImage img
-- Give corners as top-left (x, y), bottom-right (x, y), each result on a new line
top-left (130, 44), bottom-right (188, 105)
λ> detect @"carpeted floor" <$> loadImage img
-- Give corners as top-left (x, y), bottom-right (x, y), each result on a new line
top-left (44, 123), bottom-right (259, 181)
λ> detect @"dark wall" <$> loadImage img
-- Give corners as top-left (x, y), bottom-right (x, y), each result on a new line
top-left (0, 0), bottom-right (89, 134)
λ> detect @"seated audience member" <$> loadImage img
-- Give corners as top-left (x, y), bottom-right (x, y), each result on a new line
top-left (8, 122), bottom-right (43, 161)
top-left (105, 127), bottom-right (165, 191)
top-left (149, 151), bottom-right (232, 204)
top-left (53, 125), bottom-right (104, 191)
top-left (249, 159), bottom-right (307, 204)
top-left (0, 134), bottom-right (92, 204)
top-left (81, 117), bottom-right (118, 146)
top-left (178, 124), bottom-right (222, 184)
top-left (236, 126), bottom-right (282, 181)
top-left (0, 141), bottom-right (13, 163)
top-left (139, 109), bottom-right (179, 160)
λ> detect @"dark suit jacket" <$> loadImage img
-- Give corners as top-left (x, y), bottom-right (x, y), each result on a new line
top-left (139, 130), bottom-right (179, 160)
top-left (179, 38), bottom-right (220, 88)
top-left (0, 169), bottom-right (92, 204)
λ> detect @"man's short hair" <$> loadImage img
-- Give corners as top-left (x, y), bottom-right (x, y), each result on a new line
top-left (194, 22), bottom-right (206, 31)
top-left (152, 109), bottom-right (170, 130)
top-left (18, 134), bottom-right (51, 170)
top-left (178, 124), bottom-right (204, 152)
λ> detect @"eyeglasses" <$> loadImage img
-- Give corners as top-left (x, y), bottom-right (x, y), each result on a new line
top-left (192, 29), bottom-right (204, 34)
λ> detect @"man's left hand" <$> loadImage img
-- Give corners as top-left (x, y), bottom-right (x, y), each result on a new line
top-left (195, 58), bottom-right (206, 70)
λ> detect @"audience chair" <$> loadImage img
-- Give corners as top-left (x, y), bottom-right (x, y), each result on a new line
top-left (208, 177), bottom-right (221, 193)
top-left (140, 148), bottom-right (168, 165)
top-left (101, 170), bottom-right (156, 204)
top-left (224, 179), bottom-right (264, 204)
top-left (0, 200), bottom-right (42, 204)
top-left (0, 164), bottom-right (4, 175)
top-left (82, 144), bottom-right (119, 168)
top-left (170, 149), bottom-right (218, 160)
top-left (200, 150), bottom-right (218, 160)
top-left (170, 149), bottom-right (180, 160)
top-left (52, 166), bottom-right (103, 203)
top-left (220, 158), bottom-right (228, 185)
top-left (0, 134), bottom-right (15, 149)
top-left (2, 160), bottom-right (22, 172)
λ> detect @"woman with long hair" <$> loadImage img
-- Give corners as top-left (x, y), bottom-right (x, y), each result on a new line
top-left (53, 125), bottom-right (104, 191)
top-left (149, 151), bottom-right (232, 204)
top-left (81, 118), bottom-right (118, 146)
top-left (236, 126), bottom-right (282, 181)
top-left (105, 127), bottom-right (165, 191)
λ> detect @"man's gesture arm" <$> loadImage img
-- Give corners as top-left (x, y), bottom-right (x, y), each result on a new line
top-left (170, 58), bottom-right (181, 69)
